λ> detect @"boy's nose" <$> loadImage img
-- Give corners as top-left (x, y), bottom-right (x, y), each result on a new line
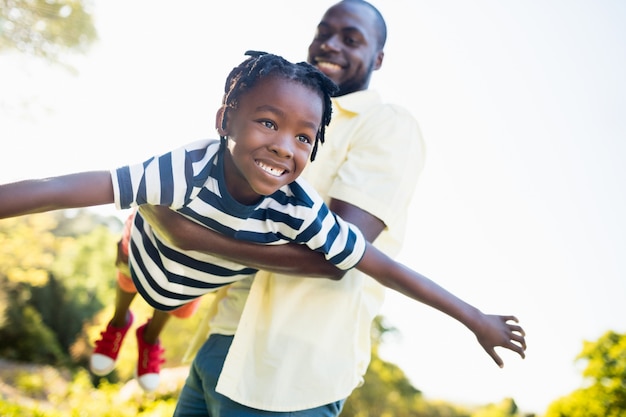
top-left (268, 136), bottom-right (294, 159)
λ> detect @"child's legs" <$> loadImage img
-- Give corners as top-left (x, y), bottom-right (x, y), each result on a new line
top-left (173, 334), bottom-right (346, 417)
top-left (142, 298), bottom-right (202, 344)
top-left (111, 211), bottom-right (137, 328)
top-left (142, 309), bottom-right (171, 345)
top-left (111, 277), bottom-right (136, 327)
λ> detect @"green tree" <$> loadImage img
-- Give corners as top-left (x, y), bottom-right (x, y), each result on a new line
top-left (0, 214), bottom-right (62, 362)
top-left (0, 0), bottom-right (97, 63)
top-left (43, 210), bottom-right (121, 349)
top-left (544, 330), bottom-right (626, 417)
top-left (471, 398), bottom-right (533, 417)
top-left (0, 211), bottom-right (120, 365)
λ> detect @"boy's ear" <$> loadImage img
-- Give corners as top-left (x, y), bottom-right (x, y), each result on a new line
top-left (215, 106), bottom-right (229, 136)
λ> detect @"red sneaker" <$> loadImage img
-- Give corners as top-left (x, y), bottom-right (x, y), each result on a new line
top-left (90, 311), bottom-right (134, 376)
top-left (135, 321), bottom-right (165, 392)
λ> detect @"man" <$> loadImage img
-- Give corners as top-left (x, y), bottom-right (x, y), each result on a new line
top-left (143, 1), bottom-right (425, 415)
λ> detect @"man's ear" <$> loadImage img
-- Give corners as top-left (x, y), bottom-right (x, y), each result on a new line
top-left (215, 106), bottom-right (229, 136)
top-left (373, 50), bottom-right (384, 71)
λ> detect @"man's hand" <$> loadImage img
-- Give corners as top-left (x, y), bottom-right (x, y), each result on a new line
top-left (138, 205), bottom-right (209, 249)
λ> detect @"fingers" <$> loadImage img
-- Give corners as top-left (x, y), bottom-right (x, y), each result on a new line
top-left (505, 318), bottom-right (527, 359)
top-left (508, 324), bottom-right (525, 336)
top-left (511, 332), bottom-right (527, 351)
top-left (502, 315), bottom-right (519, 325)
top-left (497, 315), bottom-right (528, 361)
top-left (506, 337), bottom-right (527, 359)
top-left (502, 315), bottom-right (526, 347)
top-left (478, 314), bottom-right (527, 367)
top-left (488, 348), bottom-right (504, 368)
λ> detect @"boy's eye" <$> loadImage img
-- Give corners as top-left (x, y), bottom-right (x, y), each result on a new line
top-left (297, 135), bottom-right (312, 144)
top-left (260, 120), bottom-right (276, 130)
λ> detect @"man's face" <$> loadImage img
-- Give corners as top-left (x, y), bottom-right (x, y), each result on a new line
top-left (307, 1), bottom-right (384, 96)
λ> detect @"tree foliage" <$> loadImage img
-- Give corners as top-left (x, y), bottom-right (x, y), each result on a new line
top-left (544, 330), bottom-right (626, 417)
top-left (470, 398), bottom-right (532, 417)
top-left (0, 367), bottom-right (178, 417)
top-left (0, 0), bottom-right (97, 63)
top-left (0, 210), bottom-right (120, 365)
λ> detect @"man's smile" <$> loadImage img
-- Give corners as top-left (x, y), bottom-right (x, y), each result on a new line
top-left (314, 59), bottom-right (344, 74)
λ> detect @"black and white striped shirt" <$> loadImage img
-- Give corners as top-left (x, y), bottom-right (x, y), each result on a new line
top-left (111, 139), bottom-right (366, 311)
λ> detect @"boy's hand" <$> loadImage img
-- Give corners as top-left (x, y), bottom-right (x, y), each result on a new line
top-left (474, 314), bottom-right (526, 367)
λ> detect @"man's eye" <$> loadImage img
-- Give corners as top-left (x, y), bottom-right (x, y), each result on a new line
top-left (314, 28), bottom-right (330, 41)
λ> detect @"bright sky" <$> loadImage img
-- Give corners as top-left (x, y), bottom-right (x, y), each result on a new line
top-left (2, 1), bottom-right (626, 414)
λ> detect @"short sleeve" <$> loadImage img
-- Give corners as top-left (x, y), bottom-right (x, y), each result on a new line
top-left (328, 104), bottom-right (425, 227)
top-left (111, 140), bottom-right (218, 210)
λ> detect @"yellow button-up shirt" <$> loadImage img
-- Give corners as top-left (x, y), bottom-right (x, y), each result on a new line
top-left (210, 89), bottom-right (426, 411)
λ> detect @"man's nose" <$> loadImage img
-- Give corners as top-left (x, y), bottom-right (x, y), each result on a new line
top-left (321, 35), bottom-right (341, 52)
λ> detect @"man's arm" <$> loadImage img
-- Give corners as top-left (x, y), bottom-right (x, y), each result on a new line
top-left (328, 199), bottom-right (385, 242)
top-left (138, 199), bottom-right (385, 279)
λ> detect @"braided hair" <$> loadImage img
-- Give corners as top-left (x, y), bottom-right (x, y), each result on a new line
top-left (220, 51), bottom-right (338, 161)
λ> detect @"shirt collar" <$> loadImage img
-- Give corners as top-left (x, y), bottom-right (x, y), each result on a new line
top-left (332, 89), bottom-right (381, 115)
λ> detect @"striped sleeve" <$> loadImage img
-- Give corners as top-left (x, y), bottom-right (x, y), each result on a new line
top-left (111, 140), bottom-right (218, 210)
top-left (291, 182), bottom-right (367, 271)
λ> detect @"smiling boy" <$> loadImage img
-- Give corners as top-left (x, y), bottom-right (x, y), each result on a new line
top-left (0, 52), bottom-right (358, 310)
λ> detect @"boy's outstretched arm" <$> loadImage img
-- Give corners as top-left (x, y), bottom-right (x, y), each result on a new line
top-left (356, 242), bottom-right (527, 367)
top-left (0, 171), bottom-right (114, 219)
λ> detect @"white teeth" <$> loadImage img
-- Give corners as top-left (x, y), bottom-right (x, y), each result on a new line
top-left (257, 161), bottom-right (285, 177)
top-left (317, 61), bottom-right (342, 72)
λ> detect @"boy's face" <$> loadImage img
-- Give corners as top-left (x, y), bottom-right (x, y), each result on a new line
top-left (307, 1), bottom-right (384, 97)
top-left (220, 76), bottom-right (323, 205)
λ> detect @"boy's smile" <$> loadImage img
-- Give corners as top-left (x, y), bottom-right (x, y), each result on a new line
top-left (220, 77), bottom-right (324, 205)
top-left (256, 160), bottom-right (287, 177)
